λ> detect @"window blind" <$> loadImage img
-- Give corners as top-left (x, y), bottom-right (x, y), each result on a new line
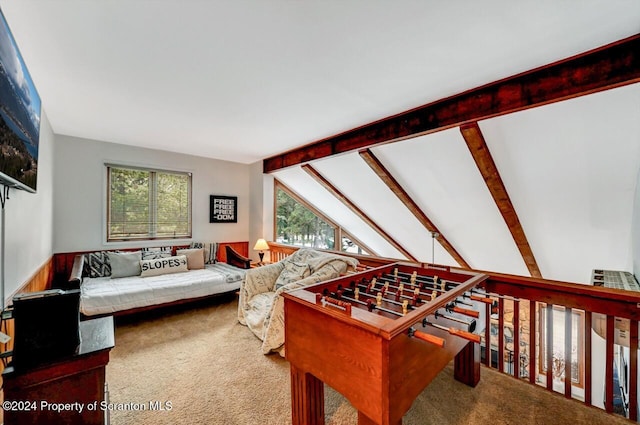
top-left (107, 165), bottom-right (192, 241)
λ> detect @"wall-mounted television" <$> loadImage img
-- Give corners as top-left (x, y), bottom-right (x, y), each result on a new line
top-left (0, 8), bottom-right (40, 193)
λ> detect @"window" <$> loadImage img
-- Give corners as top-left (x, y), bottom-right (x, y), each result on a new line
top-left (107, 165), bottom-right (192, 241)
top-left (341, 234), bottom-right (369, 255)
top-left (274, 180), bottom-right (376, 255)
top-left (275, 185), bottom-right (335, 249)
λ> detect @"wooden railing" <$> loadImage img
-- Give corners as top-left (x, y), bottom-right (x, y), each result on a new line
top-left (483, 272), bottom-right (640, 420)
top-left (267, 242), bottom-right (398, 269)
top-left (267, 242), bottom-right (640, 421)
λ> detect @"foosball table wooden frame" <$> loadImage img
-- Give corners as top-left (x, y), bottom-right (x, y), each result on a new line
top-left (283, 262), bottom-right (490, 425)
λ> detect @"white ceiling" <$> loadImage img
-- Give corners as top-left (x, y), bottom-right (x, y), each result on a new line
top-left (2, 1), bottom-right (640, 283)
top-left (2, 1), bottom-right (639, 164)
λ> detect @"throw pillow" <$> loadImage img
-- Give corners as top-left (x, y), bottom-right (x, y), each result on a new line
top-left (176, 248), bottom-right (205, 270)
top-left (274, 261), bottom-right (311, 289)
top-left (141, 246), bottom-right (173, 260)
top-left (190, 242), bottom-right (217, 264)
top-left (108, 251), bottom-right (142, 278)
top-left (140, 255), bottom-right (189, 277)
top-left (83, 251), bottom-right (112, 278)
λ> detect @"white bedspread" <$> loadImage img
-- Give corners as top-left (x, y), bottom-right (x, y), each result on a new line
top-left (81, 263), bottom-right (245, 315)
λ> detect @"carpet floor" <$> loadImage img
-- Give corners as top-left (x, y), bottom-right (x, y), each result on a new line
top-left (106, 297), bottom-right (629, 425)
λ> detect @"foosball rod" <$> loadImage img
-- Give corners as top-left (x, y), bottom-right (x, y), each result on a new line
top-left (470, 288), bottom-right (520, 302)
top-left (337, 286), bottom-right (409, 309)
top-left (380, 275), bottom-right (466, 302)
top-left (379, 273), bottom-right (454, 292)
top-left (422, 318), bottom-right (482, 344)
top-left (445, 302), bottom-right (480, 319)
top-left (389, 270), bottom-right (462, 290)
top-left (451, 297), bottom-right (474, 307)
top-left (317, 295), bottom-right (352, 315)
top-left (342, 282), bottom-right (420, 305)
top-left (408, 327), bottom-right (445, 348)
top-left (463, 292), bottom-right (498, 305)
top-left (378, 273), bottom-right (445, 292)
top-left (434, 310), bottom-right (476, 333)
top-left (375, 275), bottom-right (447, 298)
top-left (333, 291), bottom-right (408, 317)
top-left (355, 278), bottom-right (436, 302)
top-left (390, 269), bottom-right (439, 284)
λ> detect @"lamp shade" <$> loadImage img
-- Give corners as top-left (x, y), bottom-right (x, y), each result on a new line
top-left (253, 239), bottom-right (269, 251)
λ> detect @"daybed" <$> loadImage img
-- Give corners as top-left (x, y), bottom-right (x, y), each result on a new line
top-left (238, 248), bottom-right (359, 355)
top-left (69, 243), bottom-right (250, 316)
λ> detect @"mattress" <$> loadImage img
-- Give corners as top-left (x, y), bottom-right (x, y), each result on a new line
top-left (80, 263), bottom-right (245, 315)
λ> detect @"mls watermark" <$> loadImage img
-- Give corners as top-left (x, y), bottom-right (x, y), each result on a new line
top-left (2, 400), bottom-right (173, 413)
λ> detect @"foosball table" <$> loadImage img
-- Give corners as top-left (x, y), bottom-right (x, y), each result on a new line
top-left (282, 262), bottom-right (490, 425)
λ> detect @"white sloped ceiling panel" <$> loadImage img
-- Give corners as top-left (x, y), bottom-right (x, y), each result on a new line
top-left (272, 167), bottom-right (405, 259)
top-left (372, 128), bottom-right (530, 276)
top-left (479, 83), bottom-right (640, 284)
top-left (311, 152), bottom-right (458, 266)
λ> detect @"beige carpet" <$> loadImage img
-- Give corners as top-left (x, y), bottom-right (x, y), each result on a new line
top-left (106, 297), bottom-right (629, 425)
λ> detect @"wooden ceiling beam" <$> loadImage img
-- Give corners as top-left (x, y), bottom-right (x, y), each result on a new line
top-left (264, 34), bottom-right (640, 172)
top-left (460, 122), bottom-right (542, 278)
top-left (358, 149), bottom-right (470, 268)
top-left (301, 164), bottom-right (418, 262)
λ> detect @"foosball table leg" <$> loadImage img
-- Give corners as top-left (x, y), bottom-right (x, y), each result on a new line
top-left (290, 364), bottom-right (325, 425)
top-left (454, 341), bottom-right (481, 387)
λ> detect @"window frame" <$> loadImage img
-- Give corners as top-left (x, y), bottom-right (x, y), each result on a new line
top-left (106, 164), bottom-right (192, 242)
top-left (273, 179), bottom-right (377, 255)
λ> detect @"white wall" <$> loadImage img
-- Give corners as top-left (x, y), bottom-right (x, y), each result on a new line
top-left (633, 168), bottom-right (640, 279)
top-left (2, 112), bottom-right (54, 306)
top-left (248, 161), bottom-right (265, 263)
top-left (53, 135), bottom-right (251, 252)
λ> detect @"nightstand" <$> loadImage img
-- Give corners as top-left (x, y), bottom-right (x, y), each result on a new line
top-left (250, 262), bottom-right (271, 268)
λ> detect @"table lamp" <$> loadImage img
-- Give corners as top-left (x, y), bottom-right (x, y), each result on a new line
top-left (253, 238), bottom-right (269, 264)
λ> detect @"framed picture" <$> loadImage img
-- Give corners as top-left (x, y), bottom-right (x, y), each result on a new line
top-left (210, 195), bottom-right (237, 223)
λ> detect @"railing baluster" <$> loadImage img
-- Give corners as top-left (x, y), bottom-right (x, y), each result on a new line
top-left (564, 307), bottom-right (572, 398)
top-left (529, 300), bottom-right (536, 385)
top-left (546, 304), bottom-right (553, 391)
top-left (484, 300), bottom-right (491, 367)
top-left (498, 297), bottom-right (505, 373)
top-left (631, 319), bottom-right (638, 422)
top-left (604, 315), bottom-right (615, 413)
top-left (585, 311), bottom-right (592, 406)
top-left (514, 299), bottom-right (520, 379)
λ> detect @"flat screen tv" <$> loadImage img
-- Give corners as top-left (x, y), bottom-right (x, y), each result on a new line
top-left (0, 9), bottom-right (40, 193)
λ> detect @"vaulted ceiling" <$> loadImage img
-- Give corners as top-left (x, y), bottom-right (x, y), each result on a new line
top-left (2, 1), bottom-right (640, 283)
top-left (272, 82), bottom-right (640, 283)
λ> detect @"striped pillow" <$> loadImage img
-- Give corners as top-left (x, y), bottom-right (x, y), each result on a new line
top-left (141, 246), bottom-right (173, 260)
top-left (189, 242), bottom-right (217, 264)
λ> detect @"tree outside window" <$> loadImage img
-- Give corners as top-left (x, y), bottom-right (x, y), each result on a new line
top-left (107, 165), bottom-right (191, 241)
top-left (275, 188), bottom-right (334, 249)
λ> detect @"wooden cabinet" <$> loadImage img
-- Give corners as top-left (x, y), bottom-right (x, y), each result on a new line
top-left (2, 316), bottom-right (114, 425)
